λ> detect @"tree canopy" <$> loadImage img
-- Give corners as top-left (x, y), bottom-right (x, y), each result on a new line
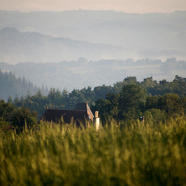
top-left (1, 75), bottom-right (186, 123)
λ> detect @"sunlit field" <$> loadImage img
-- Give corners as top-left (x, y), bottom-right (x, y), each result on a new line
top-left (1, 117), bottom-right (186, 186)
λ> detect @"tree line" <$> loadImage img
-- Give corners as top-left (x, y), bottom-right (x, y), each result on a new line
top-left (1, 58), bottom-right (186, 95)
top-left (92, 84), bottom-right (186, 125)
top-left (0, 75), bottom-right (186, 129)
top-left (0, 100), bottom-right (38, 131)
top-left (0, 69), bottom-right (48, 101)
top-left (8, 75), bottom-right (186, 117)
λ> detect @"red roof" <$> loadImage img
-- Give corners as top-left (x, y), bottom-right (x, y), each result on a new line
top-left (74, 102), bottom-right (94, 121)
top-left (41, 109), bottom-right (89, 127)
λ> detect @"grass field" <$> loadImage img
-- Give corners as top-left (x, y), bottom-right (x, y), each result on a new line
top-left (1, 117), bottom-right (186, 186)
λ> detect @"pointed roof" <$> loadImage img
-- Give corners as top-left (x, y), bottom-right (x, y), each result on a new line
top-left (41, 109), bottom-right (88, 127)
top-left (40, 102), bottom-right (94, 127)
top-left (74, 102), bottom-right (94, 121)
top-left (74, 103), bottom-right (87, 110)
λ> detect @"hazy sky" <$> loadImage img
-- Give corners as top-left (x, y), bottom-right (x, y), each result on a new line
top-left (0, 0), bottom-right (186, 13)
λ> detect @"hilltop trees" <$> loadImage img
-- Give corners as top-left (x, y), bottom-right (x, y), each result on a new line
top-left (0, 100), bottom-right (16, 128)
top-left (1, 74), bottom-right (186, 121)
top-left (1, 75), bottom-right (186, 127)
top-left (0, 69), bottom-right (48, 101)
top-left (11, 106), bottom-right (38, 130)
top-left (118, 84), bottom-right (146, 121)
top-left (146, 93), bottom-right (186, 118)
top-left (0, 100), bottom-right (38, 131)
top-left (92, 84), bottom-right (147, 123)
top-left (92, 84), bottom-right (186, 124)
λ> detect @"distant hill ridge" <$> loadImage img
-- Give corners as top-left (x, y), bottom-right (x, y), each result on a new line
top-left (0, 10), bottom-right (186, 62)
top-left (1, 58), bottom-right (186, 94)
top-left (0, 27), bottom-right (123, 63)
top-left (0, 69), bottom-right (48, 101)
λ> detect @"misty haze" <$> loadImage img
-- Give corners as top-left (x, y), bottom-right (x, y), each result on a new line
top-left (0, 10), bottom-right (186, 100)
top-left (0, 10), bottom-right (186, 62)
top-left (1, 1), bottom-right (186, 185)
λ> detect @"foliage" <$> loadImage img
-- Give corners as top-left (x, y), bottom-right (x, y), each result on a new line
top-left (92, 86), bottom-right (186, 125)
top-left (92, 84), bottom-right (147, 123)
top-left (0, 100), bottom-right (38, 131)
top-left (145, 93), bottom-right (186, 119)
top-left (118, 84), bottom-right (146, 120)
top-left (0, 69), bottom-right (48, 101)
top-left (11, 106), bottom-right (38, 130)
top-left (0, 100), bottom-right (15, 129)
top-left (144, 108), bottom-right (165, 124)
top-left (1, 74), bottom-right (185, 119)
top-left (0, 117), bottom-right (186, 185)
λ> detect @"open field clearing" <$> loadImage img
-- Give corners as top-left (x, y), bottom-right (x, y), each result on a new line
top-left (1, 117), bottom-right (186, 185)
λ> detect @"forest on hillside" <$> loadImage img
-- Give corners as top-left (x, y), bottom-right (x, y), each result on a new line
top-left (0, 69), bottom-right (48, 101)
top-left (1, 74), bottom-right (186, 124)
top-left (1, 57), bottom-right (186, 95)
top-left (0, 10), bottom-right (186, 62)
top-left (1, 9), bottom-right (186, 186)
top-left (1, 65), bottom-right (186, 186)
top-left (0, 75), bottom-right (186, 131)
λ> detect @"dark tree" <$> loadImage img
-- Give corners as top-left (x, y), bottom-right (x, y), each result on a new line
top-left (118, 84), bottom-right (146, 121)
top-left (11, 106), bottom-right (38, 130)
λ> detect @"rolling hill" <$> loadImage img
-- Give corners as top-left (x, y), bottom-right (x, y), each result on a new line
top-left (0, 27), bottom-right (124, 63)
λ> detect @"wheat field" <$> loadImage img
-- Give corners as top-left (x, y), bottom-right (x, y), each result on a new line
top-left (0, 117), bottom-right (186, 186)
